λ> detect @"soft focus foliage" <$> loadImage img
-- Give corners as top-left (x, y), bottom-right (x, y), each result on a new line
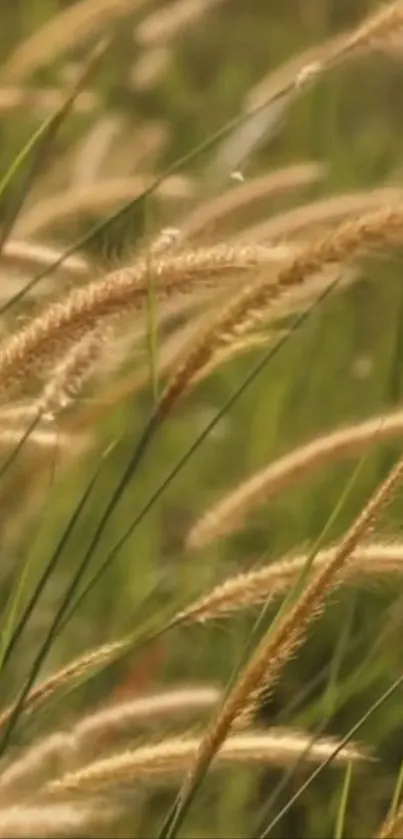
top-left (2, 1), bottom-right (403, 837)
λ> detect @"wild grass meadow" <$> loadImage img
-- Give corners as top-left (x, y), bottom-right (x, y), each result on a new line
top-left (2, 0), bottom-right (403, 836)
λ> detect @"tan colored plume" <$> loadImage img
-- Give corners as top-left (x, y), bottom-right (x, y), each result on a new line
top-left (187, 408), bottom-right (403, 550)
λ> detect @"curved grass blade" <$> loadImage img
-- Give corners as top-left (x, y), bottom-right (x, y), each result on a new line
top-left (158, 398), bottom-right (397, 837)
top-left (0, 412), bottom-right (41, 483)
top-left (0, 425), bottom-right (60, 668)
top-left (158, 450), bottom-right (375, 839)
top-left (0, 440), bottom-right (116, 679)
top-left (253, 595), bottom-right (388, 835)
top-left (0, 254), bottom-right (342, 756)
top-left (0, 74), bottom-right (301, 315)
top-left (58, 271), bottom-right (344, 633)
top-left (259, 673), bottom-right (403, 838)
top-left (387, 760), bottom-right (403, 824)
top-left (0, 37), bottom-right (109, 255)
top-left (334, 761), bottom-right (353, 839)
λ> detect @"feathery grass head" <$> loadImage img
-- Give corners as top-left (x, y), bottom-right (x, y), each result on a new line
top-left (187, 409), bottom-right (403, 550)
top-left (0, 1), bottom-right (402, 836)
top-left (175, 542), bottom-right (403, 625)
top-left (155, 206), bottom-right (403, 427)
top-left (44, 729), bottom-right (367, 796)
top-left (0, 243), bottom-right (284, 398)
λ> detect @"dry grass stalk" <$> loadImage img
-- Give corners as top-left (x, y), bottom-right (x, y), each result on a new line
top-left (72, 119), bottom-right (167, 184)
top-left (67, 265), bottom-right (354, 437)
top-left (0, 425), bottom-right (83, 451)
top-left (62, 288), bottom-right (227, 431)
top-left (129, 47), bottom-right (172, 92)
top-left (245, 36), bottom-right (344, 111)
top-left (0, 802), bottom-right (117, 838)
top-left (36, 329), bottom-right (105, 418)
top-left (73, 687), bottom-right (220, 742)
top-left (377, 802), bottom-right (403, 838)
top-left (225, 3), bottom-right (402, 184)
top-left (181, 162), bottom-right (324, 242)
top-left (175, 449), bottom-right (403, 806)
top-left (0, 734), bottom-right (79, 804)
top-left (0, 638), bottom-right (130, 735)
top-left (149, 227), bottom-right (183, 256)
top-left (239, 187), bottom-right (403, 244)
top-left (135, 0), bottom-right (225, 46)
top-left (176, 542), bottom-right (403, 624)
top-left (70, 116), bottom-right (123, 187)
top-left (0, 285), bottom-right (221, 443)
top-left (0, 686), bottom-right (220, 803)
top-left (0, 332), bottom-right (104, 446)
top-left (335, 0), bottom-right (403, 59)
top-left (16, 175), bottom-right (194, 238)
top-left (105, 305), bottom-right (268, 407)
top-left (46, 729), bottom-right (365, 795)
top-left (246, 0), bottom-right (403, 113)
top-left (191, 335), bottom-right (270, 386)
top-left (216, 2), bottom-right (403, 176)
top-left (156, 206), bottom-right (403, 425)
top-left (1, 241), bottom-right (89, 278)
top-left (1, 0), bottom-right (151, 83)
top-left (187, 408), bottom-right (403, 549)
top-left (0, 87), bottom-right (97, 114)
top-left (0, 244), bottom-right (282, 398)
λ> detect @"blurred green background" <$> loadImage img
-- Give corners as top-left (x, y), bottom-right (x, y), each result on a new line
top-left (1, 1), bottom-right (403, 836)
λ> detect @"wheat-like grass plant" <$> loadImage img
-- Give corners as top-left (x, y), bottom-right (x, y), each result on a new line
top-left (335, 0), bottom-right (403, 59)
top-left (246, 0), bottom-right (403, 114)
top-left (156, 207), bottom-right (403, 426)
top-left (0, 638), bottom-right (131, 734)
top-left (377, 802), bottom-right (403, 838)
top-left (36, 330), bottom-right (105, 418)
top-left (45, 729), bottom-right (366, 795)
top-left (0, 87), bottom-right (98, 114)
top-left (1, 0), bottom-right (151, 83)
top-left (1, 2), bottom-right (403, 836)
top-left (171, 448), bottom-right (403, 819)
top-left (16, 175), bottom-right (194, 237)
top-left (0, 802), bottom-right (117, 838)
top-left (240, 187), bottom-right (403, 244)
top-left (181, 162), bottom-right (324, 242)
top-left (0, 241), bottom-right (89, 278)
top-left (60, 264), bottom-right (348, 437)
top-left (0, 687), bottom-right (221, 803)
top-left (187, 409), bottom-right (403, 549)
top-left (245, 36), bottom-right (345, 112)
top-left (0, 425), bottom-right (85, 451)
top-left (135, 0), bottom-right (226, 47)
top-left (0, 244), bottom-right (283, 397)
top-left (176, 542), bottom-right (403, 625)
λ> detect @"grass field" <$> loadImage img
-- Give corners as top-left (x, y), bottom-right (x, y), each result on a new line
top-left (1, 1), bottom-right (403, 837)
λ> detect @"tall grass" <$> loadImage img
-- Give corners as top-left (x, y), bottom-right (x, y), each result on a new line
top-left (1, 1), bottom-right (403, 837)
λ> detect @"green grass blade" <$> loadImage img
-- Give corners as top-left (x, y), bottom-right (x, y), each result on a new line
top-left (334, 761), bottom-right (353, 839)
top-left (158, 399), bottom-right (386, 838)
top-left (0, 440), bottom-right (117, 754)
top-left (0, 436), bottom-right (62, 671)
top-left (0, 257), bottom-right (339, 755)
top-left (157, 447), bottom-right (374, 839)
top-left (259, 673), bottom-right (403, 837)
top-left (0, 440), bottom-right (115, 679)
top-left (388, 760), bottom-right (403, 822)
top-left (0, 37), bottom-right (108, 254)
top-left (0, 77), bottom-right (300, 316)
top-left (321, 592), bottom-right (358, 718)
top-left (58, 272), bottom-right (342, 633)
